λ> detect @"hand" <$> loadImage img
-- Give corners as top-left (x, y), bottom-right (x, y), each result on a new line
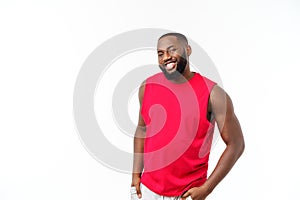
top-left (131, 176), bottom-right (142, 199)
top-left (181, 186), bottom-right (210, 200)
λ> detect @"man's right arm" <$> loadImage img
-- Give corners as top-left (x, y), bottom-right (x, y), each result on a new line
top-left (131, 81), bottom-right (146, 199)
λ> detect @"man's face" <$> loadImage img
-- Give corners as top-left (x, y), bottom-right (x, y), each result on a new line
top-left (157, 36), bottom-right (188, 80)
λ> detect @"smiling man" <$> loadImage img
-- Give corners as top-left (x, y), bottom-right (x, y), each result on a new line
top-left (131, 33), bottom-right (245, 200)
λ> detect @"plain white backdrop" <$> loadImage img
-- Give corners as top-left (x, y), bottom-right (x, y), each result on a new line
top-left (0, 0), bottom-right (299, 199)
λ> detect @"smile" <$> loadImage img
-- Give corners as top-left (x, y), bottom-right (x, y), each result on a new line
top-left (165, 62), bottom-right (177, 71)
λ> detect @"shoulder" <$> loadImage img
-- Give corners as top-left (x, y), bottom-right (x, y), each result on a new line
top-left (146, 72), bottom-right (165, 82)
top-left (209, 85), bottom-right (234, 115)
top-left (200, 74), bottom-right (217, 89)
top-left (210, 85), bottom-right (227, 102)
top-left (138, 80), bottom-right (146, 103)
top-left (138, 72), bottom-right (163, 102)
top-left (193, 73), bottom-right (217, 92)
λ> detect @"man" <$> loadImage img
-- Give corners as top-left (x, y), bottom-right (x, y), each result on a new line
top-left (131, 33), bottom-right (245, 200)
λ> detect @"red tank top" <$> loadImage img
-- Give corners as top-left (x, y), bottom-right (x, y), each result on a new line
top-left (140, 72), bottom-right (216, 196)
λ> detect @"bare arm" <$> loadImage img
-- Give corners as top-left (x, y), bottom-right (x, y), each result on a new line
top-left (131, 81), bottom-right (146, 198)
top-left (203, 85), bottom-right (245, 193)
top-left (182, 85), bottom-right (245, 200)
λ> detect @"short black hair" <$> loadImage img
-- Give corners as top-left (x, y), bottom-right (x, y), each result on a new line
top-left (158, 32), bottom-right (189, 45)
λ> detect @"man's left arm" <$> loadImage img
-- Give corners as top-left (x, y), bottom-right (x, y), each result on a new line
top-left (181, 85), bottom-right (245, 200)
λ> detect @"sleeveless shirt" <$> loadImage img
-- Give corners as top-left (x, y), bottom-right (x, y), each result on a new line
top-left (140, 72), bottom-right (216, 196)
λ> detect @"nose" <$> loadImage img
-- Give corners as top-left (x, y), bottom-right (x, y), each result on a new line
top-left (163, 51), bottom-right (171, 62)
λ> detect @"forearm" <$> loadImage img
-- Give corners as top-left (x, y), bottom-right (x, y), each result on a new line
top-left (132, 126), bottom-right (145, 177)
top-left (203, 142), bottom-right (244, 194)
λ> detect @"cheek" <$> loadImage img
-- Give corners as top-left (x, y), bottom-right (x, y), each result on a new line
top-left (158, 57), bottom-right (163, 64)
top-left (173, 53), bottom-right (181, 59)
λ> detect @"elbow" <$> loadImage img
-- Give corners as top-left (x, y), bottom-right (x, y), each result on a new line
top-left (234, 129), bottom-right (245, 158)
top-left (229, 137), bottom-right (245, 159)
top-left (237, 137), bottom-right (245, 158)
top-left (229, 140), bottom-right (244, 162)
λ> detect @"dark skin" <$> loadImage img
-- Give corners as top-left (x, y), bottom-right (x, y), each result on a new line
top-left (131, 36), bottom-right (245, 200)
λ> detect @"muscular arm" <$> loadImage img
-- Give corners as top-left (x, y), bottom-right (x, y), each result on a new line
top-left (131, 81), bottom-right (146, 198)
top-left (203, 85), bottom-right (245, 193)
top-left (182, 85), bottom-right (245, 200)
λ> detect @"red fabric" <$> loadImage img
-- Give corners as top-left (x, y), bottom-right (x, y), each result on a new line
top-left (140, 72), bottom-right (216, 196)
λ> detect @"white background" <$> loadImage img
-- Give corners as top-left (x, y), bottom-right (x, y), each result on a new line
top-left (1, 0), bottom-right (300, 199)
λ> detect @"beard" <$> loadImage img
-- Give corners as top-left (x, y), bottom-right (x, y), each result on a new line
top-left (159, 51), bottom-right (188, 80)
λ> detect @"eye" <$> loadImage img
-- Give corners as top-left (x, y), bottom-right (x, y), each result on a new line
top-left (157, 52), bottom-right (163, 57)
top-left (169, 48), bottom-right (177, 53)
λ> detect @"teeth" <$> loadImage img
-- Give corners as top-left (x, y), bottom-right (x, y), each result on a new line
top-left (166, 63), bottom-right (175, 70)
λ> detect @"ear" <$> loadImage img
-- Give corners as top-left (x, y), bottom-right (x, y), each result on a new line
top-left (186, 45), bottom-right (192, 56)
